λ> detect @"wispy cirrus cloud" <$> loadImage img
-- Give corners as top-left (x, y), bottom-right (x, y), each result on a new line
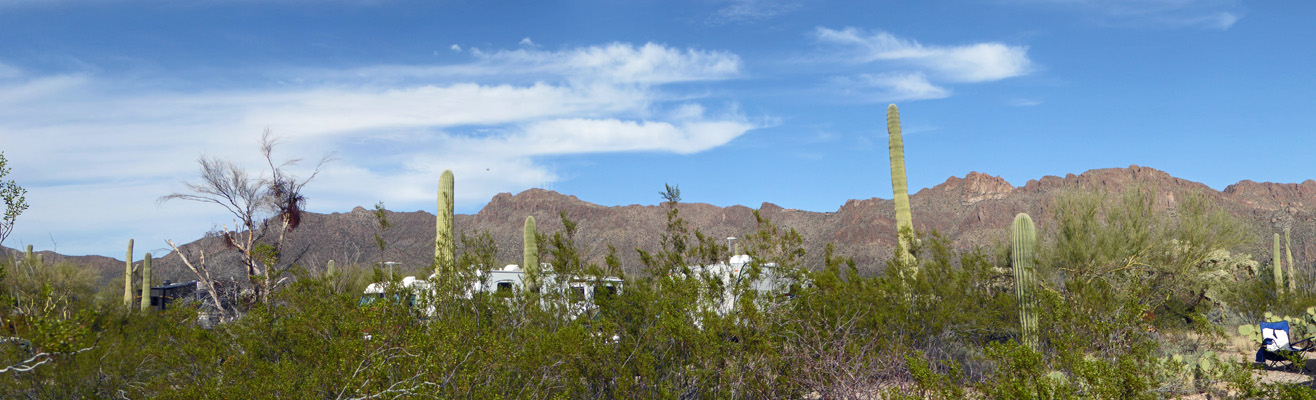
top-left (1002, 0), bottom-right (1244, 30)
top-left (323, 42), bottom-right (740, 87)
top-left (1007, 98), bottom-right (1043, 107)
top-left (849, 72), bottom-right (952, 102)
top-left (812, 27), bottom-right (1033, 102)
top-left (0, 42), bottom-right (757, 257)
top-left (814, 27), bottom-right (1033, 83)
top-left (706, 0), bottom-right (806, 25)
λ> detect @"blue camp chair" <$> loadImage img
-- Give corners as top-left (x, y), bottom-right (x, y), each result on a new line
top-left (1255, 321), bottom-right (1315, 370)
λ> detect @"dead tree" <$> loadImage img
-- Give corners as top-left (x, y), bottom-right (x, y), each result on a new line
top-left (160, 130), bottom-right (332, 307)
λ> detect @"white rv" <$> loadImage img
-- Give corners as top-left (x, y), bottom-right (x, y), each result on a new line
top-left (677, 254), bottom-right (801, 316)
top-left (360, 264), bottom-right (624, 319)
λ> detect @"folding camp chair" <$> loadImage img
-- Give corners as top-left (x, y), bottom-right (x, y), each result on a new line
top-left (1255, 321), bottom-right (1315, 370)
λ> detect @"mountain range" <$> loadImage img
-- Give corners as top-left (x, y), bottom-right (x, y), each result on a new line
top-left (6, 165), bottom-right (1313, 286)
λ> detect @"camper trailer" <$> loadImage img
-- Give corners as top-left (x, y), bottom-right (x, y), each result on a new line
top-left (360, 264), bottom-right (624, 319)
top-left (675, 254), bottom-right (800, 316)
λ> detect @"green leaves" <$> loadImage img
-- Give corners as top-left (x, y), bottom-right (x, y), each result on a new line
top-left (0, 152), bottom-right (28, 247)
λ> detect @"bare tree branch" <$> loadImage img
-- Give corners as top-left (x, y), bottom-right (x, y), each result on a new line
top-left (166, 239), bottom-right (229, 321)
top-left (159, 130), bottom-right (333, 307)
top-left (0, 337), bottom-right (93, 374)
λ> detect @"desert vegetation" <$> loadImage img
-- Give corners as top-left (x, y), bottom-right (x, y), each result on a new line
top-left (1, 109), bottom-right (1314, 399)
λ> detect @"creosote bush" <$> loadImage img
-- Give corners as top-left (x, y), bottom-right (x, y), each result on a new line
top-left (1, 187), bottom-right (1314, 398)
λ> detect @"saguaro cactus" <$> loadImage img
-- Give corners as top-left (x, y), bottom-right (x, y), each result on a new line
top-left (887, 104), bottom-right (917, 269)
top-left (24, 244), bottom-right (33, 264)
top-left (140, 252), bottom-right (152, 312)
top-left (326, 259), bottom-right (336, 277)
top-left (124, 239), bottom-right (134, 308)
top-left (1012, 213), bottom-right (1039, 350)
top-left (1275, 233), bottom-right (1285, 294)
top-left (435, 170), bottom-right (455, 277)
top-left (523, 216), bottom-right (539, 288)
top-left (1286, 227), bottom-right (1297, 293)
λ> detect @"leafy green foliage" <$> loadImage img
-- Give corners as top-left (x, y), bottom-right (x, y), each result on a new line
top-left (0, 186), bottom-right (1302, 397)
top-left (1044, 188), bottom-right (1250, 329)
top-left (0, 152), bottom-right (27, 247)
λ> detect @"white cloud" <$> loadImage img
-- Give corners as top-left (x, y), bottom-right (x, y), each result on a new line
top-left (1004, 0), bottom-right (1244, 30)
top-left (814, 27), bottom-right (1032, 82)
top-left (519, 37), bottom-right (535, 47)
top-left (856, 72), bottom-right (951, 102)
top-left (0, 42), bottom-right (756, 257)
top-left (811, 27), bottom-right (1032, 102)
top-left (450, 44), bottom-right (462, 52)
top-left (1159, 11), bottom-right (1238, 30)
top-left (328, 43), bottom-right (740, 87)
top-left (513, 117), bottom-right (753, 155)
top-left (1007, 98), bottom-right (1042, 107)
top-left (473, 43), bottom-right (741, 85)
top-left (707, 0), bottom-right (805, 25)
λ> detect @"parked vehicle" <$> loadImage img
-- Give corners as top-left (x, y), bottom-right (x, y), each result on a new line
top-left (360, 264), bottom-right (624, 319)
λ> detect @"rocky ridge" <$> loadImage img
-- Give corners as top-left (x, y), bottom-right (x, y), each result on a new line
top-left (14, 166), bottom-right (1314, 284)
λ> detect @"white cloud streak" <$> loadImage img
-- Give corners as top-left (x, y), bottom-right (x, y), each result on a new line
top-left (856, 72), bottom-right (951, 102)
top-left (1005, 0), bottom-right (1243, 30)
top-left (812, 27), bottom-right (1032, 102)
top-left (0, 42), bottom-right (756, 257)
top-left (707, 0), bottom-right (805, 25)
top-left (814, 27), bottom-right (1032, 83)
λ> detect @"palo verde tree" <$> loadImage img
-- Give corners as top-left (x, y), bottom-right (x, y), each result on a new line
top-left (159, 131), bottom-right (333, 309)
top-left (0, 152), bottom-right (28, 249)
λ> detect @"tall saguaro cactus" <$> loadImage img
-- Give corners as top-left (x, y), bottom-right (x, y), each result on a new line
top-left (1286, 227), bottom-right (1297, 293)
top-left (1274, 233), bottom-right (1285, 294)
top-left (1012, 213), bottom-right (1039, 350)
top-left (523, 216), bottom-right (539, 288)
top-left (140, 252), bottom-right (152, 312)
top-left (887, 104), bottom-right (917, 269)
top-left (435, 170), bottom-right (455, 277)
top-left (124, 239), bottom-right (134, 308)
top-left (24, 244), bottom-right (33, 264)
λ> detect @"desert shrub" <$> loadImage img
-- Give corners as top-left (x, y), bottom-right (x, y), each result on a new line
top-left (5, 186), bottom-right (1309, 398)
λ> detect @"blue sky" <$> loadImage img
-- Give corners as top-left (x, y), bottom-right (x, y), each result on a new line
top-left (1, 0), bottom-right (1311, 258)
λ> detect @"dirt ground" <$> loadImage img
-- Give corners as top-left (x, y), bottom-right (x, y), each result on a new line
top-left (1201, 333), bottom-right (1316, 397)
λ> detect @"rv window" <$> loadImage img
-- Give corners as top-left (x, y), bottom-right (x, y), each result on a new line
top-left (359, 293), bottom-right (384, 307)
top-left (496, 281), bottom-right (514, 295)
top-left (595, 284), bottom-right (618, 299)
top-left (570, 286), bottom-right (586, 302)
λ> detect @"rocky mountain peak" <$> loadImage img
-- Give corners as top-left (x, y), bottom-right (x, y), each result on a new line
top-left (929, 171), bottom-right (1016, 205)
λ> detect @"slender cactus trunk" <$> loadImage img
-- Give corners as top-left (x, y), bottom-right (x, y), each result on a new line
top-left (124, 239), bottom-right (134, 309)
top-left (140, 253), bottom-right (152, 312)
top-left (1012, 213), bottom-right (1039, 350)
